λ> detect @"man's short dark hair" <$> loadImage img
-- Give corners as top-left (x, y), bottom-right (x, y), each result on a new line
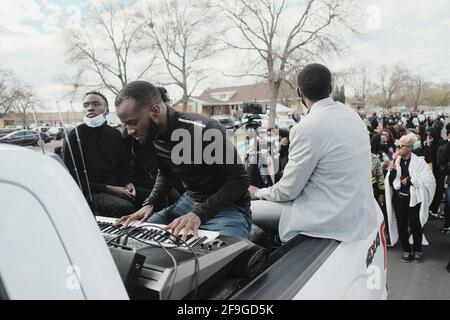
top-left (115, 81), bottom-right (162, 109)
top-left (297, 63), bottom-right (332, 101)
top-left (84, 91), bottom-right (109, 107)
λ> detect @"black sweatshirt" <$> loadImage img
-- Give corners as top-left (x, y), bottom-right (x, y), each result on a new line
top-left (145, 107), bottom-right (251, 223)
top-left (389, 158), bottom-right (412, 196)
top-left (62, 122), bottom-right (131, 196)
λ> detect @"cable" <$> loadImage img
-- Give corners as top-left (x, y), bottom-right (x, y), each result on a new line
top-left (105, 225), bottom-right (138, 246)
top-left (127, 231), bottom-right (178, 300)
top-left (69, 101), bottom-right (93, 202)
top-left (136, 224), bottom-right (200, 300)
top-left (56, 100), bottom-right (83, 191)
top-left (104, 224), bottom-right (178, 299)
top-left (103, 222), bottom-right (201, 299)
top-left (104, 224), bottom-right (180, 299)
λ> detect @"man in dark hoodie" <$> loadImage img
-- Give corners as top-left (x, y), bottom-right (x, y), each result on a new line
top-left (436, 123), bottom-right (450, 231)
top-left (424, 127), bottom-right (445, 218)
top-left (63, 91), bottom-right (148, 218)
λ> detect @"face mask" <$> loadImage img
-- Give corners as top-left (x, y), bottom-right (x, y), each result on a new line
top-left (413, 140), bottom-right (421, 150)
top-left (427, 136), bottom-right (434, 143)
top-left (379, 143), bottom-right (389, 152)
top-left (84, 114), bottom-right (106, 128)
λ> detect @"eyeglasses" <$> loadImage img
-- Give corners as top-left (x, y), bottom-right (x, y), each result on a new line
top-left (396, 145), bottom-right (411, 149)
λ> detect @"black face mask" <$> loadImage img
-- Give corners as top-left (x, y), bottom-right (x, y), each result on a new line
top-left (379, 144), bottom-right (389, 152)
top-left (143, 116), bottom-right (159, 144)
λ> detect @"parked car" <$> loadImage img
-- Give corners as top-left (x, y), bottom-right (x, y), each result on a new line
top-left (0, 130), bottom-right (50, 146)
top-left (48, 127), bottom-right (65, 140)
top-left (39, 132), bottom-right (51, 144)
top-left (0, 128), bottom-right (18, 139)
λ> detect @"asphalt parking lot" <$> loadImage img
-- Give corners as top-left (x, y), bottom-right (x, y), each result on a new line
top-left (387, 213), bottom-right (450, 300)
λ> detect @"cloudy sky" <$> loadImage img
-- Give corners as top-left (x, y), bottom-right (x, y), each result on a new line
top-left (0, 0), bottom-right (449, 111)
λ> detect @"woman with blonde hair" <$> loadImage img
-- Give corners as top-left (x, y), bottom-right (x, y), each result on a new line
top-left (384, 133), bottom-right (436, 263)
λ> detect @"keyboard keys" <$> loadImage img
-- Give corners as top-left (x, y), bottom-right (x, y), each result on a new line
top-left (97, 217), bottom-right (220, 249)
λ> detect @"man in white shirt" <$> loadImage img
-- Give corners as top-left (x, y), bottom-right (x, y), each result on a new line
top-left (249, 63), bottom-right (380, 242)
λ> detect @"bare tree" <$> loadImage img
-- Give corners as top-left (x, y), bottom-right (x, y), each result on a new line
top-left (404, 73), bottom-right (428, 111)
top-left (218, 0), bottom-right (361, 127)
top-left (13, 87), bottom-right (41, 128)
top-left (341, 62), bottom-right (372, 107)
top-left (377, 64), bottom-right (409, 110)
top-left (423, 82), bottom-right (450, 107)
top-left (63, 2), bottom-right (157, 95)
top-left (140, 0), bottom-right (222, 111)
top-left (0, 68), bottom-right (19, 117)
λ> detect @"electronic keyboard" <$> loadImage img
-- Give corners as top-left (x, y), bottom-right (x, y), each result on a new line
top-left (96, 216), bottom-right (220, 249)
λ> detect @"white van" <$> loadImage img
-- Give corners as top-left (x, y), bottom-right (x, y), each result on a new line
top-left (0, 144), bottom-right (387, 300)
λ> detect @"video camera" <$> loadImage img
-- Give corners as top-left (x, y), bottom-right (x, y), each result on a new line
top-left (243, 103), bottom-right (267, 115)
top-left (241, 103), bottom-right (267, 130)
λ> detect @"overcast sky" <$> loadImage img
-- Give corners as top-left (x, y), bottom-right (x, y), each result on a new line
top-left (0, 0), bottom-right (449, 111)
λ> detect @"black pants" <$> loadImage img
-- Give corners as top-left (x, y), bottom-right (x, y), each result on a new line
top-left (379, 202), bottom-right (391, 244)
top-left (430, 172), bottom-right (445, 213)
top-left (92, 187), bottom-right (150, 218)
top-left (392, 194), bottom-right (422, 253)
top-left (441, 186), bottom-right (450, 228)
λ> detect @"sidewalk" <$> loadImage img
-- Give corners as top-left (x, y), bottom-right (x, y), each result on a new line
top-left (387, 215), bottom-right (450, 299)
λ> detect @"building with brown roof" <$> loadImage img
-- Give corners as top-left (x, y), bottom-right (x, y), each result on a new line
top-left (0, 111), bottom-right (84, 128)
top-left (173, 82), bottom-right (301, 118)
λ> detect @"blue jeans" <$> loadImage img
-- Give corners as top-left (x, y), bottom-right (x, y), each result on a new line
top-left (147, 193), bottom-right (252, 239)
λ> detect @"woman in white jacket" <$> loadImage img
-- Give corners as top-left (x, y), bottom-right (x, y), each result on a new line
top-left (385, 133), bottom-right (436, 263)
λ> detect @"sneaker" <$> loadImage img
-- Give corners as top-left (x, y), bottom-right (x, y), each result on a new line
top-left (429, 211), bottom-right (439, 219)
top-left (414, 252), bottom-right (424, 263)
top-left (440, 227), bottom-right (450, 234)
top-left (401, 251), bottom-right (413, 263)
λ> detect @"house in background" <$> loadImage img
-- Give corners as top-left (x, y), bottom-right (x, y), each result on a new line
top-left (173, 82), bottom-right (301, 118)
top-left (0, 111), bottom-right (85, 129)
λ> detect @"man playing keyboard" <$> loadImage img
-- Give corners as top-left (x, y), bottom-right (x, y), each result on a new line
top-left (114, 81), bottom-right (251, 240)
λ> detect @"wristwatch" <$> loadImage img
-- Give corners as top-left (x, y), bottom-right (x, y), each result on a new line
top-left (141, 198), bottom-right (152, 208)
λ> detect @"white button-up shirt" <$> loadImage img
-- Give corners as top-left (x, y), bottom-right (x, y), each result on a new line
top-left (256, 98), bottom-right (380, 242)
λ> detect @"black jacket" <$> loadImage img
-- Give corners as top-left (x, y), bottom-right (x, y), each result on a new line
top-left (145, 107), bottom-right (251, 223)
top-left (437, 140), bottom-right (450, 175)
top-left (62, 122), bottom-right (131, 195)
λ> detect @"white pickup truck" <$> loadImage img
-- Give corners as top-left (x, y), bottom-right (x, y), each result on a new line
top-left (0, 144), bottom-right (387, 300)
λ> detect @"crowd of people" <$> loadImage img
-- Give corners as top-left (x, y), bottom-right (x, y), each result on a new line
top-left (366, 110), bottom-right (450, 266)
top-left (60, 63), bottom-right (449, 273)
